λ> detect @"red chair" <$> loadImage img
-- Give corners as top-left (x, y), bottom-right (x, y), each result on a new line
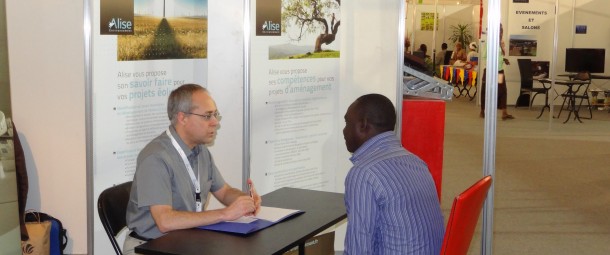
top-left (440, 175), bottom-right (493, 255)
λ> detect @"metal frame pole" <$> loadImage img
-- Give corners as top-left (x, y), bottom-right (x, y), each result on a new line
top-left (548, 0), bottom-right (560, 127)
top-left (396, 0), bottom-right (407, 138)
top-left (242, 0), bottom-right (252, 191)
top-left (481, 0), bottom-right (501, 254)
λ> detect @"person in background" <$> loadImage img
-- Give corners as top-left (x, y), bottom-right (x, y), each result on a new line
top-left (467, 42), bottom-right (479, 65)
top-left (480, 24), bottom-right (514, 120)
top-left (342, 94), bottom-right (445, 254)
top-left (414, 44), bottom-right (429, 59)
top-left (450, 42), bottom-right (467, 64)
top-left (124, 84), bottom-right (261, 255)
top-left (414, 44), bottom-right (434, 73)
top-left (435, 42), bottom-right (448, 66)
top-left (404, 38), bottom-right (430, 75)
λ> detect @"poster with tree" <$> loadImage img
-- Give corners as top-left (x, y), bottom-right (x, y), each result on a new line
top-left (249, 0), bottom-right (341, 195)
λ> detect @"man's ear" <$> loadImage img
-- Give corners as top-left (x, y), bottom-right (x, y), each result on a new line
top-left (357, 118), bottom-right (372, 136)
top-left (356, 118), bottom-right (365, 131)
top-left (176, 112), bottom-right (188, 125)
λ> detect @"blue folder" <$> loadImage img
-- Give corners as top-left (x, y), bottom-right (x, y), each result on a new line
top-left (199, 211), bottom-right (304, 235)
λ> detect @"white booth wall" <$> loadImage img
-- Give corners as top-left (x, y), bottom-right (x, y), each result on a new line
top-left (555, 0), bottom-right (610, 93)
top-left (5, 0), bottom-right (610, 253)
top-left (5, 0), bottom-right (400, 253)
top-left (6, 0), bottom-right (88, 253)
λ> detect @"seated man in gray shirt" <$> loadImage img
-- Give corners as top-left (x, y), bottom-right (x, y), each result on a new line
top-left (124, 84), bottom-right (261, 255)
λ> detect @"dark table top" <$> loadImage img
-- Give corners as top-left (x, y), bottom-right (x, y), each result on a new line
top-left (135, 187), bottom-right (346, 255)
top-left (557, 73), bottom-right (610, 80)
top-left (538, 78), bottom-right (589, 86)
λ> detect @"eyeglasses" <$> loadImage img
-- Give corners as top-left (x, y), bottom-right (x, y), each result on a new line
top-left (185, 111), bottom-right (222, 121)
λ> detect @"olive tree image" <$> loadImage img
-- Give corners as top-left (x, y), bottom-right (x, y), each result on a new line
top-left (281, 0), bottom-right (340, 53)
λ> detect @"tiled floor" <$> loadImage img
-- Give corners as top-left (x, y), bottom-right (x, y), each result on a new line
top-left (443, 97), bottom-right (610, 254)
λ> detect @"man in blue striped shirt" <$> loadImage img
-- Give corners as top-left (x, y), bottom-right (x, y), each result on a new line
top-left (343, 94), bottom-right (444, 254)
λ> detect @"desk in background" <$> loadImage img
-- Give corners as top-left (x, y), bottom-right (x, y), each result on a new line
top-left (135, 187), bottom-right (346, 255)
top-left (590, 89), bottom-right (610, 110)
top-left (563, 74), bottom-right (610, 112)
top-left (559, 73), bottom-right (610, 80)
top-left (439, 65), bottom-right (477, 100)
top-left (540, 79), bottom-right (591, 123)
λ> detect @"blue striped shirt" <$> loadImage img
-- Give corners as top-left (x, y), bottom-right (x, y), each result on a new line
top-left (344, 132), bottom-right (444, 255)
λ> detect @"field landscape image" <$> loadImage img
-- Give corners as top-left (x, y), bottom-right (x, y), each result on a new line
top-left (118, 0), bottom-right (207, 61)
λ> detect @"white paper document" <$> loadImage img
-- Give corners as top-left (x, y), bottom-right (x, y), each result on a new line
top-left (200, 205), bottom-right (304, 234)
top-left (227, 206), bottom-right (303, 224)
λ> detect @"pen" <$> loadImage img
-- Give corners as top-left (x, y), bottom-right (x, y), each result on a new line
top-left (247, 178), bottom-right (255, 198)
top-left (248, 183), bottom-right (253, 198)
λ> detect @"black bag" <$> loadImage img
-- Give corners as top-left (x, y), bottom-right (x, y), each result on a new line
top-left (24, 211), bottom-right (68, 255)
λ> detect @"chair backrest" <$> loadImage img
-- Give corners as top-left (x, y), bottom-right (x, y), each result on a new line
top-left (443, 50), bottom-right (453, 65)
top-left (97, 181), bottom-right (132, 255)
top-left (440, 176), bottom-right (492, 255)
top-left (413, 50), bottom-right (426, 60)
top-left (517, 59), bottom-right (534, 89)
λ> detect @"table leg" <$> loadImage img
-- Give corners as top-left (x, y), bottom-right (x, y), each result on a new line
top-left (556, 93), bottom-right (568, 119)
top-left (537, 92), bottom-right (550, 119)
top-left (537, 105), bottom-right (549, 119)
top-left (578, 95), bottom-right (593, 120)
top-left (572, 98), bottom-right (582, 123)
top-left (453, 83), bottom-right (467, 98)
top-left (562, 93), bottom-right (573, 123)
top-left (298, 243), bottom-right (305, 255)
top-left (563, 95), bottom-right (582, 123)
top-left (449, 72), bottom-right (458, 98)
top-left (467, 84), bottom-right (477, 101)
top-left (459, 82), bottom-right (466, 97)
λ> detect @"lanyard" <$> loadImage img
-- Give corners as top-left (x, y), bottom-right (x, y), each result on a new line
top-left (166, 129), bottom-right (202, 212)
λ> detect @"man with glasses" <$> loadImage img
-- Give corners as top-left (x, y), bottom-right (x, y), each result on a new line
top-left (124, 84), bottom-right (261, 255)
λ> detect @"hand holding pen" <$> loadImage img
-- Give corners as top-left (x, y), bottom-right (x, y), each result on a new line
top-left (247, 178), bottom-right (262, 215)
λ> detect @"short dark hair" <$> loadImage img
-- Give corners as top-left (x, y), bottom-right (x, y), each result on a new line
top-left (167, 84), bottom-right (207, 125)
top-left (353, 94), bottom-right (396, 132)
top-left (441, 43), bottom-right (448, 50)
top-left (419, 44), bottom-right (427, 53)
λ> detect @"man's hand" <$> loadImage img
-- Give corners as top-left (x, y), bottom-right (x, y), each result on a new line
top-left (504, 58), bottom-right (510, 65)
top-left (222, 196), bottom-right (256, 221)
top-left (212, 181), bottom-right (263, 220)
top-left (248, 179), bottom-right (262, 215)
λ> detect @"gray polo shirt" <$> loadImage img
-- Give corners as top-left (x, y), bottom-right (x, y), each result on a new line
top-left (126, 126), bottom-right (226, 239)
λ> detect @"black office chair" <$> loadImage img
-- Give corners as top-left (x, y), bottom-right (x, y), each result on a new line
top-left (98, 181), bottom-right (132, 255)
top-left (516, 59), bottom-right (549, 108)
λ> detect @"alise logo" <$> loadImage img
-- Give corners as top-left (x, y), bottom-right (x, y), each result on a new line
top-left (108, 17), bottom-right (133, 33)
top-left (262, 21), bottom-right (280, 32)
top-left (255, 0), bottom-right (281, 36)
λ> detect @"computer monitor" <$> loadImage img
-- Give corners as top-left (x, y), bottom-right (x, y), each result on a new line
top-left (565, 48), bottom-right (605, 73)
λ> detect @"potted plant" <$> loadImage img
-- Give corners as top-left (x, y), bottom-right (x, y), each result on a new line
top-left (448, 23), bottom-right (474, 47)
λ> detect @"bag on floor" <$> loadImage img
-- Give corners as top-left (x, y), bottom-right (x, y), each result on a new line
top-left (23, 211), bottom-right (51, 255)
top-left (24, 211), bottom-right (68, 255)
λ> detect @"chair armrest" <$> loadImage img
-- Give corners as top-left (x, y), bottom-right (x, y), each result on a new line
top-left (536, 79), bottom-right (552, 89)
